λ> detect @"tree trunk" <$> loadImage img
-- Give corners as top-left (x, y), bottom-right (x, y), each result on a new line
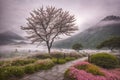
top-left (110, 47), bottom-right (114, 52)
top-left (46, 41), bottom-right (51, 54)
top-left (48, 47), bottom-right (51, 54)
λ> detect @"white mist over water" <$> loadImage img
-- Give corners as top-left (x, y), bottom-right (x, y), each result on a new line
top-left (0, 44), bottom-right (47, 53)
top-left (0, 44), bottom-right (119, 59)
top-left (0, 44), bottom-right (112, 54)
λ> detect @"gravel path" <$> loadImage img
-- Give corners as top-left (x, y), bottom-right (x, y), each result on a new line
top-left (20, 57), bottom-right (87, 80)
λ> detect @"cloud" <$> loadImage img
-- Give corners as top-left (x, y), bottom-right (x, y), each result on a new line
top-left (0, 0), bottom-right (120, 36)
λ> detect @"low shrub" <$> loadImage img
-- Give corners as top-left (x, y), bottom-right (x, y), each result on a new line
top-left (11, 58), bottom-right (36, 66)
top-left (32, 54), bottom-right (52, 59)
top-left (0, 61), bottom-right (4, 66)
top-left (90, 53), bottom-right (119, 69)
top-left (35, 59), bottom-right (54, 70)
top-left (7, 66), bottom-right (24, 77)
top-left (65, 57), bottom-right (76, 61)
top-left (0, 58), bottom-right (36, 67)
top-left (51, 52), bottom-right (64, 58)
top-left (0, 61), bottom-right (12, 67)
top-left (52, 58), bottom-right (66, 64)
top-left (51, 52), bottom-right (65, 64)
top-left (58, 59), bottom-right (66, 64)
top-left (86, 64), bottom-right (104, 76)
top-left (24, 64), bottom-right (35, 74)
top-left (0, 66), bottom-right (24, 80)
top-left (24, 59), bottom-right (54, 73)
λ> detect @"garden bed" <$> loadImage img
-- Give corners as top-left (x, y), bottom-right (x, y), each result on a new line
top-left (64, 61), bottom-right (120, 80)
top-left (0, 52), bottom-right (87, 80)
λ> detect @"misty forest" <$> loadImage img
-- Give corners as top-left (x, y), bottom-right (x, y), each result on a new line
top-left (0, 0), bottom-right (120, 80)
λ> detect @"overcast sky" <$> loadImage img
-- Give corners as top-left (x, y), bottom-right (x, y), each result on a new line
top-left (0, 0), bottom-right (120, 36)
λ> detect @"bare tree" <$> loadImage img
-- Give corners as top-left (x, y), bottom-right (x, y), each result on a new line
top-left (21, 6), bottom-right (78, 54)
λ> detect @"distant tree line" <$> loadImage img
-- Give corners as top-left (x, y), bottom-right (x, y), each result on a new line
top-left (97, 37), bottom-right (120, 51)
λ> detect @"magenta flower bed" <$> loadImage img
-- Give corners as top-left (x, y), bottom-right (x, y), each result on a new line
top-left (65, 61), bottom-right (120, 80)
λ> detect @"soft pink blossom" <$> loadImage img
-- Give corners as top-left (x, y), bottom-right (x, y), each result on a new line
top-left (67, 61), bottom-right (120, 80)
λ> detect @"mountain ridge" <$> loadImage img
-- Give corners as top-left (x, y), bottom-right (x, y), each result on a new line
top-left (53, 15), bottom-right (120, 49)
top-left (0, 31), bottom-right (25, 45)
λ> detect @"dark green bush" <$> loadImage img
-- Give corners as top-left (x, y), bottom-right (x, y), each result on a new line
top-left (90, 53), bottom-right (119, 69)
top-left (0, 66), bottom-right (24, 80)
top-left (58, 59), bottom-right (66, 64)
top-left (52, 58), bottom-right (66, 64)
top-left (11, 58), bottom-right (36, 66)
top-left (0, 61), bottom-right (4, 66)
top-left (7, 66), bottom-right (24, 77)
top-left (65, 57), bottom-right (76, 61)
top-left (0, 68), bottom-right (7, 80)
top-left (0, 61), bottom-right (11, 67)
top-left (24, 64), bottom-right (35, 74)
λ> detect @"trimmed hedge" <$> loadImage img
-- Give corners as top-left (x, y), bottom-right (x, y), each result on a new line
top-left (11, 59), bottom-right (36, 66)
top-left (90, 53), bottom-right (119, 69)
top-left (0, 66), bottom-right (24, 80)
top-left (0, 59), bottom-right (54, 80)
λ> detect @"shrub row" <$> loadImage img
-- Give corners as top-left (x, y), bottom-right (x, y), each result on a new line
top-left (30, 52), bottom-right (86, 59)
top-left (0, 58), bottom-right (37, 67)
top-left (0, 59), bottom-right (54, 80)
top-left (52, 57), bottom-right (76, 64)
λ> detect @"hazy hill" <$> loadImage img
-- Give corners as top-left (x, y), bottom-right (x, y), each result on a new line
top-left (53, 15), bottom-right (120, 49)
top-left (0, 31), bottom-right (25, 45)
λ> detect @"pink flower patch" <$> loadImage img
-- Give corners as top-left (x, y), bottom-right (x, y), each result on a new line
top-left (67, 61), bottom-right (120, 80)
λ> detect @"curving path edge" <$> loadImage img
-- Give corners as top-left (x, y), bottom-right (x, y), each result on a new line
top-left (20, 57), bottom-right (87, 80)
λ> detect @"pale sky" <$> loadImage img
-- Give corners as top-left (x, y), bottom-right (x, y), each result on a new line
top-left (0, 0), bottom-right (120, 36)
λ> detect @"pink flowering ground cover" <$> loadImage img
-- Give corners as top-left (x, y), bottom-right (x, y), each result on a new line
top-left (64, 61), bottom-right (120, 80)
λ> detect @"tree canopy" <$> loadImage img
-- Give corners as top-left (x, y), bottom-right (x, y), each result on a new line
top-left (72, 43), bottom-right (83, 52)
top-left (21, 6), bottom-right (78, 53)
top-left (97, 37), bottom-right (120, 51)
